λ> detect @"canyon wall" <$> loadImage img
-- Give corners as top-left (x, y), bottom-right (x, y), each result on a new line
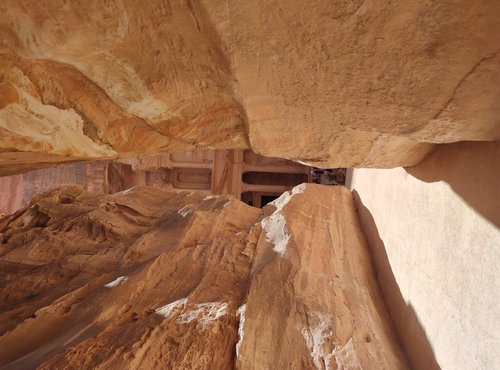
top-left (0, 162), bottom-right (107, 214)
top-left (348, 142), bottom-right (500, 369)
top-left (0, 184), bottom-right (408, 369)
top-left (1, 0), bottom-right (499, 173)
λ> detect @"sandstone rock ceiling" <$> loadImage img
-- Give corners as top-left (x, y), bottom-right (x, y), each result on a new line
top-left (0, 184), bottom-right (409, 369)
top-left (0, 0), bottom-right (498, 173)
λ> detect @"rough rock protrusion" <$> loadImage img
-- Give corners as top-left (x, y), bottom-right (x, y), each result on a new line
top-left (1, 0), bottom-right (499, 173)
top-left (0, 184), bottom-right (409, 369)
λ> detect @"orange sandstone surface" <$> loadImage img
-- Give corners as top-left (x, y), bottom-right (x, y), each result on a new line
top-left (0, 184), bottom-right (408, 369)
top-left (1, 0), bottom-right (499, 173)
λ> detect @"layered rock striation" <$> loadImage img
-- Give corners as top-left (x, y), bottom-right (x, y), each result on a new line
top-left (1, 0), bottom-right (499, 173)
top-left (0, 184), bottom-right (408, 369)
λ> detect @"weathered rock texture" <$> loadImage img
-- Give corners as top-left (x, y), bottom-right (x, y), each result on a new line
top-left (1, 0), bottom-right (499, 173)
top-left (0, 184), bottom-right (408, 369)
top-left (0, 0), bottom-right (248, 176)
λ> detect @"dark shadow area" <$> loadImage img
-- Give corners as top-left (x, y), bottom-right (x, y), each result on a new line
top-left (353, 190), bottom-right (441, 370)
top-left (405, 141), bottom-right (500, 227)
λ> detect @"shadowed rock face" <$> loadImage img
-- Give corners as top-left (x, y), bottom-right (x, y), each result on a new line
top-left (0, 184), bottom-right (408, 369)
top-left (0, 0), bottom-right (499, 173)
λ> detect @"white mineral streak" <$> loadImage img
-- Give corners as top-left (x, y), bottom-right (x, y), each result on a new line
top-left (260, 183), bottom-right (306, 256)
top-left (116, 187), bottom-right (135, 196)
top-left (178, 205), bottom-right (192, 217)
top-left (332, 338), bottom-right (362, 370)
top-left (177, 302), bottom-right (228, 329)
top-left (104, 275), bottom-right (128, 288)
top-left (301, 309), bottom-right (363, 370)
top-left (155, 298), bottom-right (188, 318)
top-left (236, 304), bottom-right (247, 358)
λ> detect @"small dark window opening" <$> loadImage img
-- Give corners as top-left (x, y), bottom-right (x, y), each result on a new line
top-left (261, 195), bottom-right (279, 207)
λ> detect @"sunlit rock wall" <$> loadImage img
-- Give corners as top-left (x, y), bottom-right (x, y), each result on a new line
top-left (0, 0), bottom-right (498, 173)
top-left (0, 184), bottom-right (408, 369)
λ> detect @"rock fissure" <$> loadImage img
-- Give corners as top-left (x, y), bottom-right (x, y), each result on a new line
top-left (432, 48), bottom-right (500, 120)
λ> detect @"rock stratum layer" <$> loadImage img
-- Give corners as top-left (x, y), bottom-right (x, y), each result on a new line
top-left (0, 184), bottom-right (408, 369)
top-left (1, 0), bottom-right (499, 173)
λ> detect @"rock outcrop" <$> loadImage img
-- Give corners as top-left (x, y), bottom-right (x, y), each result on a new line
top-left (1, 0), bottom-right (499, 173)
top-left (0, 184), bottom-right (408, 369)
